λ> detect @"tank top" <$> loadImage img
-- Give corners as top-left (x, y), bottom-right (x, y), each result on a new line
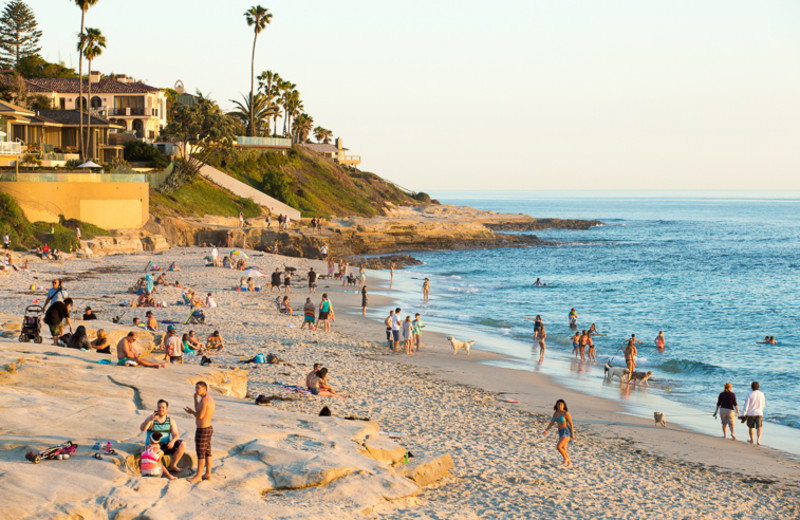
top-left (147, 416), bottom-right (171, 445)
top-left (140, 445), bottom-right (160, 472)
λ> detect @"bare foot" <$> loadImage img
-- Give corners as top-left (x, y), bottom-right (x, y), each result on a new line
top-left (168, 466), bottom-right (181, 473)
top-left (757, 442), bottom-right (762, 446)
top-left (167, 475), bottom-right (177, 480)
top-left (187, 475), bottom-right (202, 483)
top-left (202, 474), bottom-right (211, 480)
top-left (731, 435), bottom-right (737, 440)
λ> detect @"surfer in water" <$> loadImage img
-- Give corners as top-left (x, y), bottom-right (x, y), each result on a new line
top-left (533, 278), bottom-right (545, 287)
top-left (588, 323), bottom-right (601, 336)
top-left (654, 331), bottom-right (666, 351)
top-left (568, 308), bottom-right (578, 329)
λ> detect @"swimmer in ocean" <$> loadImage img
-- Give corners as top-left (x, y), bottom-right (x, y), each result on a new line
top-left (568, 308), bottom-right (578, 329)
top-left (533, 278), bottom-right (544, 287)
top-left (588, 323), bottom-right (600, 336)
top-left (654, 331), bottom-right (666, 350)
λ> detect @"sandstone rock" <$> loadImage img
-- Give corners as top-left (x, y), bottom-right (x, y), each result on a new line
top-left (398, 453), bottom-right (454, 487)
top-left (357, 434), bottom-right (407, 465)
top-left (141, 235), bottom-right (170, 252)
top-left (188, 369), bottom-right (248, 399)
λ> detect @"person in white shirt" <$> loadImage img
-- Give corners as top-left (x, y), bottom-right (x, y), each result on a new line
top-left (205, 293), bottom-right (217, 308)
top-left (742, 381), bottom-right (766, 446)
top-left (391, 307), bottom-right (402, 353)
top-left (2, 233), bottom-right (9, 249)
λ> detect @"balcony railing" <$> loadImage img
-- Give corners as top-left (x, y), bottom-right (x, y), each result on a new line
top-left (0, 172), bottom-right (146, 183)
top-left (0, 141), bottom-right (22, 155)
top-left (338, 155), bottom-right (361, 163)
top-left (236, 136), bottom-right (293, 148)
top-left (112, 107), bottom-right (146, 116)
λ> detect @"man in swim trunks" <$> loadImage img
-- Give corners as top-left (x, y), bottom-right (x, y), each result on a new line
top-left (185, 381), bottom-right (215, 482)
top-left (568, 308), bottom-right (578, 328)
top-left (117, 332), bottom-right (165, 368)
top-left (385, 310), bottom-right (394, 350)
top-left (391, 307), bottom-right (402, 352)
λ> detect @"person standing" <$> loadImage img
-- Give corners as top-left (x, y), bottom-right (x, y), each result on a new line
top-left (537, 324), bottom-right (547, 362)
top-left (301, 298), bottom-right (316, 330)
top-left (713, 382), bottom-right (740, 440)
top-left (654, 331), bottom-right (666, 350)
top-left (568, 308), bottom-right (578, 328)
top-left (390, 263), bottom-right (395, 287)
top-left (391, 307), bottom-right (402, 352)
top-left (43, 279), bottom-right (68, 310)
top-left (358, 265), bottom-right (366, 287)
top-left (270, 269), bottom-right (282, 293)
top-left (76, 227), bottom-right (81, 239)
top-left (308, 267), bottom-right (317, 294)
top-left (318, 293), bottom-right (333, 332)
top-left (341, 262), bottom-right (348, 287)
top-left (742, 382), bottom-right (765, 446)
top-left (283, 270), bottom-right (291, 295)
top-left (422, 278), bottom-right (430, 303)
top-left (361, 285), bottom-right (368, 317)
top-left (239, 211), bottom-right (244, 228)
top-left (185, 381), bottom-right (215, 483)
top-left (412, 313), bottom-right (425, 352)
top-left (2, 233), bottom-right (8, 250)
top-left (523, 315), bottom-right (543, 342)
top-left (623, 334), bottom-right (642, 373)
top-left (320, 243), bottom-right (327, 258)
top-left (542, 399), bottom-right (575, 467)
top-left (384, 310), bottom-right (395, 350)
top-left (44, 297), bottom-right (73, 345)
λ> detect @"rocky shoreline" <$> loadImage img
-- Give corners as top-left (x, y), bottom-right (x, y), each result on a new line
top-left (80, 204), bottom-right (602, 263)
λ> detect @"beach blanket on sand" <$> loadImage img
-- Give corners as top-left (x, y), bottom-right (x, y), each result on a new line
top-left (272, 382), bottom-right (311, 394)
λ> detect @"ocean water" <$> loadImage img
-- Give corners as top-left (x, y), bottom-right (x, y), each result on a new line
top-left (378, 191), bottom-right (800, 448)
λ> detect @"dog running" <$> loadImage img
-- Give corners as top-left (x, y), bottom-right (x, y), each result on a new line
top-left (447, 336), bottom-right (476, 356)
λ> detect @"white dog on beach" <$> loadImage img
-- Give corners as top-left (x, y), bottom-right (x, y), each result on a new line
top-left (604, 361), bottom-right (630, 382)
top-left (447, 336), bottom-right (476, 356)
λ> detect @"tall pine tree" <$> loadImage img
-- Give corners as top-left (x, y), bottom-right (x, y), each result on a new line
top-left (0, 1), bottom-right (42, 69)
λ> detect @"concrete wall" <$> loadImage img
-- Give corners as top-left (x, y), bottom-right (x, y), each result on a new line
top-left (0, 180), bottom-right (149, 229)
top-left (199, 163), bottom-right (301, 220)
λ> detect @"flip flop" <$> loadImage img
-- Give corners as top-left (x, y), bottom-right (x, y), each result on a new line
top-left (93, 453), bottom-right (103, 460)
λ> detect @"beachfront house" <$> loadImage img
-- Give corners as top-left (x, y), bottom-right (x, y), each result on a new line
top-left (303, 138), bottom-right (361, 167)
top-left (8, 72), bottom-right (168, 142)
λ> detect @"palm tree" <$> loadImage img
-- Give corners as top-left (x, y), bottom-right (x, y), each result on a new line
top-left (78, 27), bottom-right (105, 160)
top-left (286, 90), bottom-right (303, 139)
top-left (257, 70), bottom-right (279, 134)
top-left (244, 5), bottom-right (272, 137)
top-left (72, 0), bottom-right (99, 161)
top-left (292, 113), bottom-right (313, 144)
top-left (313, 126), bottom-right (333, 144)
top-left (229, 92), bottom-right (271, 136)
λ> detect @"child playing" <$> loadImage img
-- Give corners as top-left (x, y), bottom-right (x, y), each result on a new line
top-left (412, 313), bottom-right (425, 352)
top-left (402, 315), bottom-right (413, 354)
top-left (140, 432), bottom-right (177, 479)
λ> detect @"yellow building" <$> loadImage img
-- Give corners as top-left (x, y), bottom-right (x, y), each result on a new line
top-left (303, 138), bottom-right (362, 167)
top-left (0, 172), bottom-right (149, 229)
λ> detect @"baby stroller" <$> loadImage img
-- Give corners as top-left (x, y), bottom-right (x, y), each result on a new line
top-left (19, 304), bottom-right (43, 343)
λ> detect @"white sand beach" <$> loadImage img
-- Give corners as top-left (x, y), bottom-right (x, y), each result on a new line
top-left (1, 247), bottom-right (799, 519)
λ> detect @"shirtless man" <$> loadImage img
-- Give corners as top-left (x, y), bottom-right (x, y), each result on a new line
top-left (206, 331), bottom-right (224, 353)
top-left (306, 363), bottom-right (322, 389)
top-left (117, 332), bottom-right (165, 368)
top-left (185, 381), bottom-right (215, 482)
top-left (384, 310), bottom-right (394, 350)
top-left (623, 334), bottom-right (643, 373)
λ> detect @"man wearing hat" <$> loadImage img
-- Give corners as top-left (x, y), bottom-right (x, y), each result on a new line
top-left (163, 325), bottom-right (183, 364)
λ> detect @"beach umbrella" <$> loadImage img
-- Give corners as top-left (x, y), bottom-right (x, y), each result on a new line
top-left (242, 268), bottom-right (267, 278)
top-left (230, 250), bottom-right (249, 259)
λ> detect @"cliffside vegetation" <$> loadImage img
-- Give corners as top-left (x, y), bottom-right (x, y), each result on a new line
top-left (209, 146), bottom-right (421, 217)
top-left (150, 176), bottom-right (261, 219)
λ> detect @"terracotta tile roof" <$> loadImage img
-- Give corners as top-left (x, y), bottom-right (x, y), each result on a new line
top-left (30, 109), bottom-right (124, 128)
top-left (21, 77), bottom-right (161, 94)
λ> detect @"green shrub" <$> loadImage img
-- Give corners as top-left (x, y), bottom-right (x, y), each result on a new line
top-left (123, 141), bottom-right (169, 169)
top-left (31, 222), bottom-right (80, 252)
top-left (59, 217), bottom-right (108, 239)
top-left (412, 192), bottom-right (431, 203)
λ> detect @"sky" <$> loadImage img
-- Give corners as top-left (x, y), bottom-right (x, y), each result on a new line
top-left (33, 0), bottom-right (800, 191)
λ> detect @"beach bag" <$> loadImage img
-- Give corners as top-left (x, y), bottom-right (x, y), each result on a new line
top-left (254, 353), bottom-right (266, 364)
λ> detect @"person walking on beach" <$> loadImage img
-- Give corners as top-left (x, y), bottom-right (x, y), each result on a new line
top-left (743, 382), bottom-right (765, 446)
top-left (713, 382), bottom-right (740, 440)
top-left (361, 285), bottom-right (368, 316)
top-left (185, 381), bottom-right (215, 483)
top-left (270, 269), bottom-right (282, 293)
top-left (43, 279), bottom-right (68, 310)
top-left (537, 324), bottom-right (547, 362)
top-left (308, 268), bottom-right (317, 294)
top-left (542, 399), bottom-right (575, 467)
top-left (623, 334), bottom-right (642, 373)
top-left (422, 278), bottom-right (430, 303)
top-left (412, 313), bottom-right (425, 351)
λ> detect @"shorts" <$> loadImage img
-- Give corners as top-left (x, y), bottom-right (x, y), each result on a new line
top-left (319, 311), bottom-right (329, 320)
top-left (141, 467), bottom-right (163, 477)
top-left (309, 387), bottom-right (320, 395)
top-left (386, 328), bottom-right (392, 341)
top-left (117, 357), bottom-right (138, 367)
top-left (746, 416), bottom-right (763, 429)
top-left (169, 355), bottom-right (183, 363)
top-left (557, 427), bottom-right (572, 439)
top-left (284, 280), bottom-right (290, 287)
top-left (719, 408), bottom-right (735, 427)
top-left (392, 330), bottom-right (399, 341)
top-left (161, 439), bottom-right (184, 457)
top-left (309, 281), bottom-right (316, 288)
top-left (48, 322), bottom-right (62, 337)
top-left (195, 426), bottom-right (213, 458)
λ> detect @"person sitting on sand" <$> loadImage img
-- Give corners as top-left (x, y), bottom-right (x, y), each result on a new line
top-left (301, 298), bottom-right (316, 330)
top-left (236, 258), bottom-right (246, 271)
top-left (140, 399), bottom-right (186, 475)
top-left (222, 256), bottom-right (232, 269)
top-left (82, 306), bottom-right (98, 320)
top-left (117, 331), bottom-right (165, 368)
top-left (206, 331), bottom-right (224, 353)
top-left (66, 325), bottom-right (90, 350)
top-left (186, 330), bottom-right (203, 352)
top-left (247, 277), bottom-right (255, 292)
top-left (91, 329), bottom-right (111, 354)
top-left (280, 296), bottom-right (293, 316)
top-left (205, 293), bottom-right (217, 308)
top-left (169, 261), bottom-right (180, 271)
top-left (132, 317), bottom-right (144, 329)
top-left (145, 311), bottom-right (158, 331)
top-left (155, 273), bottom-right (168, 286)
top-left (542, 399), bottom-right (575, 467)
top-left (306, 363), bottom-right (322, 389)
top-left (140, 431), bottom-right (177, 480)
top-left (308, 368), bottom-right (343, 397)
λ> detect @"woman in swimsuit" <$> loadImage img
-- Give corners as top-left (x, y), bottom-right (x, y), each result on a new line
top-left (588, 323), bottom-right (600, 336)
top-left (537, 324), bottom-right (546, 362)
top-left (654, 331), bottom-right (666, 350)
top-left (587, 333), bottom-right (596, 362)
top-left (578, 330), bottom-right (588, 361)
top-left (542, 399), bottom-right (575, 466)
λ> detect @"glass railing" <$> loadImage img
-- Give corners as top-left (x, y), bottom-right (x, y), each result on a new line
top-left (0, 142), bottom-right (22, 154)
top-left (0, 172), bottom-right (146, 183)
top-left (236, 136), bottom-right (293, 147)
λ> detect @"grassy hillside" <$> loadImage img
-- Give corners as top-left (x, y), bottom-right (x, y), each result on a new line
top-left (210, 146), bottom-right (423, 217)
top-left (150, 175), bottom-right (262, 219)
